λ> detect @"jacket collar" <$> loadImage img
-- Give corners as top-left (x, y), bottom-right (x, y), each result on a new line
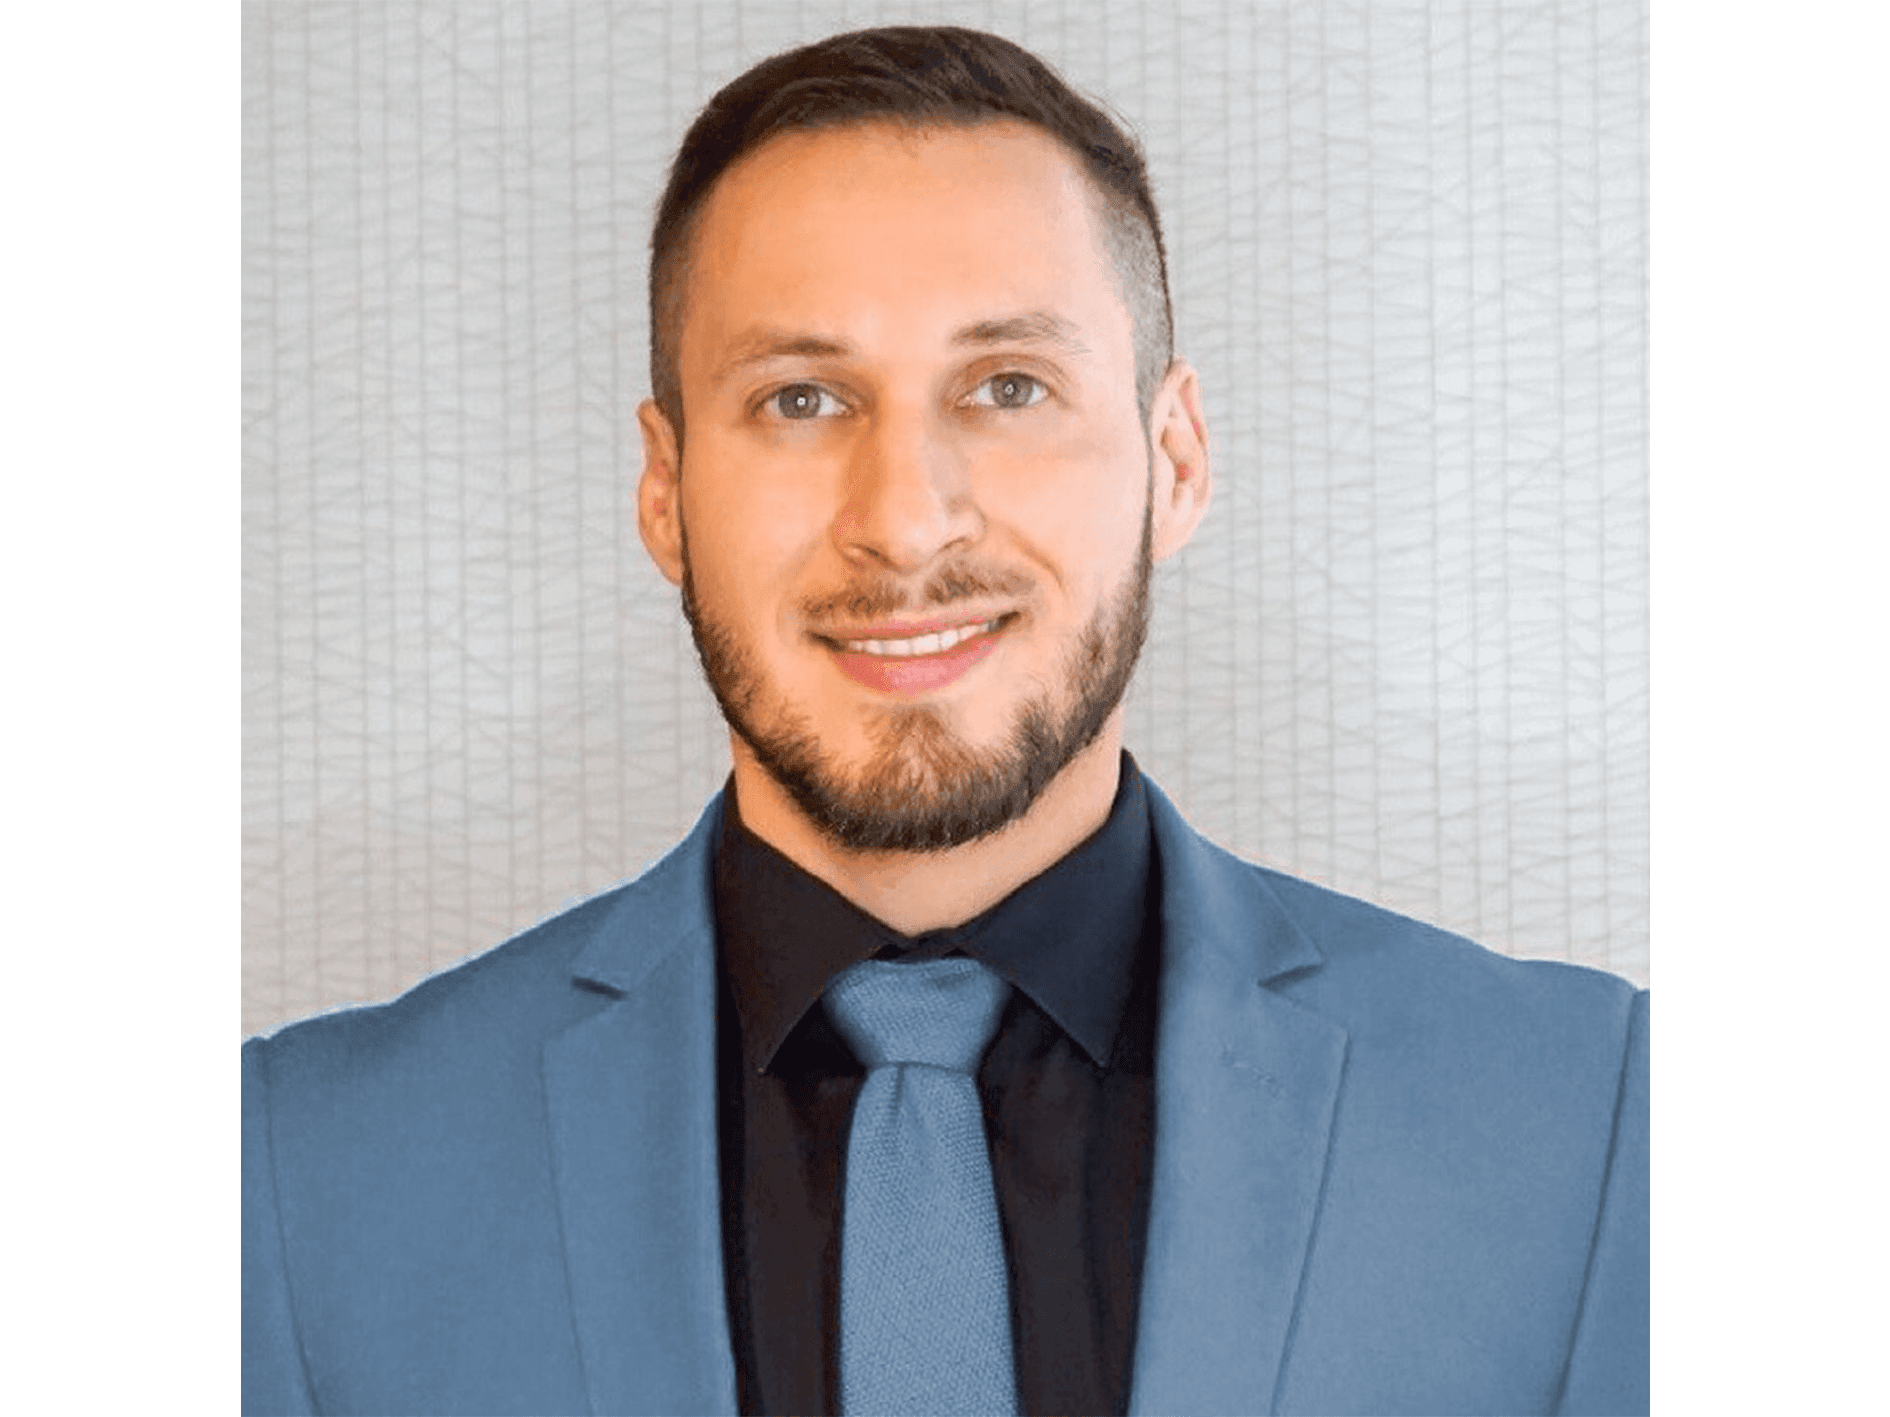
top-left (541, 776), bottom-right (1348, 1417)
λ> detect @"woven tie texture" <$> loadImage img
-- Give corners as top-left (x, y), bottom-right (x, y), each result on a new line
top-left (824, 956), bottom-right (1017, 1417)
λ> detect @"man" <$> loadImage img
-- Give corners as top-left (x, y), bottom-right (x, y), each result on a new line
top-left (243, 26), bottom-right (1648, 1417)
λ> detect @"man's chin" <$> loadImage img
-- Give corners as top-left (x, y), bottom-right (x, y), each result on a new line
top-left (738, 702), bottom-right (1064, 854)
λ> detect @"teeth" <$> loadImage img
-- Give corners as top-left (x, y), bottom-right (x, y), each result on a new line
top-left (841, 619), bottom-right (998, 657)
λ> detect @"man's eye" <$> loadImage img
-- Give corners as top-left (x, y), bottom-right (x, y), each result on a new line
top-left (767, 384), bottom-right (843, 420)
top-left (968, 373), bottom-right (1047, 410)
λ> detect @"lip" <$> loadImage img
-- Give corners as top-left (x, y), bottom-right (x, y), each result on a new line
top-left (824, 617), bottom-right (1008, 696)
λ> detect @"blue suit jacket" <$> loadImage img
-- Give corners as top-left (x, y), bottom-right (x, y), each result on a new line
top-left (244, 776), bottom-right (1648, 1415)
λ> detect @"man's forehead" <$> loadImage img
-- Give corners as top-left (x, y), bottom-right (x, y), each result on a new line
top-left (678, 119), bottom-right (1127, 361)
top-left (697, 120), bottom-right (1092, 249)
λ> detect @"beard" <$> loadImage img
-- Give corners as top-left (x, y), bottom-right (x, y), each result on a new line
top-left (679, 500), bottom-right (1153, 853)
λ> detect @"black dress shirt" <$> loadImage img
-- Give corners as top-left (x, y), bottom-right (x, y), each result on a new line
top-left (712, 754), bottom-right (1161, 1416)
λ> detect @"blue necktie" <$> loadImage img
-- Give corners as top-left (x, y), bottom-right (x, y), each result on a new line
top-left (824, 957), bottom-right (1018, 1417)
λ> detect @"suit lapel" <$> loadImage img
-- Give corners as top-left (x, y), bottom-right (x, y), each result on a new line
top-left (541, 802), bottom-right (739, 1417)
top-left (1130, 782), bottom-right (1348, 1417)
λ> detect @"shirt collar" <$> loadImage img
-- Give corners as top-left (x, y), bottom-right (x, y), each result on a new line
top-left (714, 752), bottom-right (1154, 1075)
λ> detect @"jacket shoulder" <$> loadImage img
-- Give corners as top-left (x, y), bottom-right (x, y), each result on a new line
top-left (1251, 861), bottom-right (1640, 1006)
top-left (242, 839), bottom-right (723, 1417)
top-left (244, 795), bottom-right (724, 1090)
top-left (1228, 857), bottom-right (1646, 1187)
top-left (1142, 771), bottom-right (1641, 1035)
top-left (246, 879), bottom-right (632, 1088)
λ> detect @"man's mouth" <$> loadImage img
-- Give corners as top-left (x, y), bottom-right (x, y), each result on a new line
top-left (818, 614), bottom-right (1014, 696)
top-left (831, 617), bottom-right (1006, 658)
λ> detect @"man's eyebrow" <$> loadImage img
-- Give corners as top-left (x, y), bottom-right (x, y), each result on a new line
top-left (952, 311), bottom-right (1089, 354)
top-left (712, 330), bottom-right (855, 383)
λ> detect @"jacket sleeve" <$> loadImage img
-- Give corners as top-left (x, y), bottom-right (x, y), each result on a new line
top-left (1556, 989), bottom-right (1650, 1416)
top-left (243, 1040), bottom-right (318, 1416)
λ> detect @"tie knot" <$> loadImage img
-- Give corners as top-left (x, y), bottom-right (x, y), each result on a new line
top-left (824, 957), bottom-right (1011, 1074)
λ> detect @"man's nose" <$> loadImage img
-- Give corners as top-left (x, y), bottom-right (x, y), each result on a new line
top-left (831, 404), bottom-right (985, 573)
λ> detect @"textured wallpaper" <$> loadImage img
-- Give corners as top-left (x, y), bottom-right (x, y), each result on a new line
top-left (242, 0), bottom-right (1649, 1037)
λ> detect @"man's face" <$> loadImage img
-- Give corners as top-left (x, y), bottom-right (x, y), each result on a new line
top-left (643, 120), bottom-right (1178, 851)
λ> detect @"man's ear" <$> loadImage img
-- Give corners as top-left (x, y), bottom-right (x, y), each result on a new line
top-left (637, 399), bottom-right (686, 587)
top-left (1146, 358), bottom-right (1212, 562)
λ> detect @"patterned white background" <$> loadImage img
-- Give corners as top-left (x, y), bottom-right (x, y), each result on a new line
top-left (243, 0), bottom-right (1648, 1037)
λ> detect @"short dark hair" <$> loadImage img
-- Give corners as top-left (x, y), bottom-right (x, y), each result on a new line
top-left (648, 25), bottom-right (1174, 439)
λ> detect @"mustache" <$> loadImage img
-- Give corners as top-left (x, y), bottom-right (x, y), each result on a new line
top-left (800, 563), bottom-right (1035, 625)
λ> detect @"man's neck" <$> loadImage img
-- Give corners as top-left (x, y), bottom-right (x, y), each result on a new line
top-left (725, 717), bottom-right (1127, 936)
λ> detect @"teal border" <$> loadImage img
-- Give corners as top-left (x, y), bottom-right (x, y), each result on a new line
top-left (1663, 5), bottom-right (1882, 1413)
top-left (6, 5), bottom-right (231, 1413)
